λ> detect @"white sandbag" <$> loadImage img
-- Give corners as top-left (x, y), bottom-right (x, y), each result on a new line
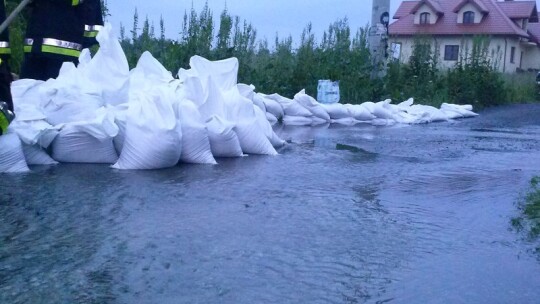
top-left (9, 119), bottom-right (59, 149)
top-left (440, 103), bottom-right (478, 118)
top-left (112, 104), bottom-right (128, 154)
top-left (294, 90), bottom-right (331, 121)
top-left (235, 119), bottom-right (278, 155)
top-left (361, 101), bottom-right (376, 113)
top-left (10, 80), bottom-right (60, 148)
top-left (320, 103), bottom-right (350, 119)
top-left (197, 78), bottom-right (228, 121)
top-left (345, 104), bottom-right (376, 121)
top-left (177, 73), bottom-right (208, 109)
top-left (259, 93), bottom-right (284, 119)
top-left (81, 23), bottom-right (130, 105)
top-left (113, 88), bottom-right (183, 169)
top-left (40, 64), bottom-right (105, 126)
top-left (381, 100), bottom-right (402, 115)
top-left (332, 117), bottom-right (359, 126)
top-left (175, 100), bottom-right (216, 165)
top-left (394, 111), bottom-right (420, 124)
top-left (270, 94), bottom-right (312, 117)
top-left (0, 133), bottom-right (30, 173)
top-left (128, 51), bottom-right (174, 95)
top-left (407, 105), bottom-right (449, 123)
top-left (371, 101), bottom-right (396, 120)
top-left (51, 126), bottom-right (118, 164)
top-left (187, 56), bottom-right (239, 91)
top-left (440, 108), bottom-right (462, 120)
top-left (311, 116), bottom-right (329, 126)
top-left (397, 98), bottom-right (414, 110)
top-left (253, 106), bottom-right (285, 148)
top-left (219, 88), bottom-right (278, 155)
top-left (11, 79), bottom-right (45, 116)
top-left (206, 115), bottom-right (243, 158)
top-left (283, 115), bottom-right (314, 126)
top-left (66, 107), bottom-right (119, 140)
top-left (22, 144), bottom-right (58, 166)
top-left (251, 93), bottom-right (267, 112)
top-left (237, 84), bottom-right (256, 100)
top-left (221, 87), bottom-right (256, 121)
top-left (266, 112), bottom-right (278, 125)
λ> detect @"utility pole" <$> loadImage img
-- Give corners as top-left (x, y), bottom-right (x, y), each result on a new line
top-left (369, 0), bottom-right (390, 79)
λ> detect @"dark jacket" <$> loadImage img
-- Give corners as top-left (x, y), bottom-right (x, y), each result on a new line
top-left (82, 0), bottom-right (104, 48)
top-left (0, 0), bottom-right (11, 61)
top-left (24, 0), bottom-right (86, 60)
top-left (0, 0), bottom-right (13, 109)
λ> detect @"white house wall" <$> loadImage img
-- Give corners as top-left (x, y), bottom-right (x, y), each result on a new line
top-left (389, 35), bottom-right (535, 73)
top-left (521, 44), bottom-right (540, 71)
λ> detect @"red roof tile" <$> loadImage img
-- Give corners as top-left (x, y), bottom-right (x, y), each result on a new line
top-left (499, 1), bottom-right (538, 22)
top-left (394, 1), bottom-right (419, 19)
top-left (412, 0), bottom-right (445, 14)
top-left (528, 22), bottom-right (540, 44)
top-left (498, 1), bottom-right (537, 18)
top-left (389, 0), bottom-right (532, 38)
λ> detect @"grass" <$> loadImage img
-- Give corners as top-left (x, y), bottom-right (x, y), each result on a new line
top-left (502, 72), bottom-right (539, 104)
top-left (512, 176), bottom-right (540, 255)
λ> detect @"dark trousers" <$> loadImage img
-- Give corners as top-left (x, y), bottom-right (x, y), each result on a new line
top-left (20, 54), bottom-right (78, 82)
top-left (0, 59), bottom-right (13, 111)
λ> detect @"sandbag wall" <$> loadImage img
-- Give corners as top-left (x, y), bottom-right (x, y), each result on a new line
top-left (1, 23), bottom-right (478, 172)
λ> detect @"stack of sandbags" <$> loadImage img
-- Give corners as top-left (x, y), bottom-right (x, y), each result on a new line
top-left (43, 63), bottom-right (119, 164)
top-left (180, 56), bottom-right (279, 156)
top-left (10, 79), bottom-right (59, 165)
top-left (3, 21), bottom-right (482, 173)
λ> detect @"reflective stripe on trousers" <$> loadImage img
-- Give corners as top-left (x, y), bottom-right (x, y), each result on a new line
top-left (84, 25), bottom-right (103, 38)
top-left (0, 41), bottom-right (11, 55)
top-left (24, 38), bottom-right (82, 58)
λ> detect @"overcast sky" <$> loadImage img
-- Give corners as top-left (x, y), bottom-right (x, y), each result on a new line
top-left (106, 0), bottom-right (403, 42)
top-left (107, 0), bottom-right (540, 43)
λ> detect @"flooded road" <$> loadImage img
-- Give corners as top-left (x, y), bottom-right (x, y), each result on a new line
top-left (1, 104), bottom-right (540, 304)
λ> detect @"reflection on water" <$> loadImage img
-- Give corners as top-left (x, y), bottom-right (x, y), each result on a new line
top-left (1, 104), bottom-right (540, 303)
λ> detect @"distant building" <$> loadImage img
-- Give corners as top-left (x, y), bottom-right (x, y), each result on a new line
top-left (389, 0), bottom-right (540, 73)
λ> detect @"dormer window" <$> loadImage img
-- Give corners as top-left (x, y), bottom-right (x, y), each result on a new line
top-left (463, 11), bottom-right (475, 24)
top-left (420, 12), bottom-right (430, 24)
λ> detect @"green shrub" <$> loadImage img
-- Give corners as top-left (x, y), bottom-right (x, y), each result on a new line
top-left (512, 176), bottom-right (540, 250)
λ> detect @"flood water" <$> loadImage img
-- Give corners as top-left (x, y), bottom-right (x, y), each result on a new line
top-left (1, 104), bottom-right (540, 304)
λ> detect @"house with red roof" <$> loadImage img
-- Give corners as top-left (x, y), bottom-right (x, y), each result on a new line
top-left (389, 0), bottom-right (540, 72)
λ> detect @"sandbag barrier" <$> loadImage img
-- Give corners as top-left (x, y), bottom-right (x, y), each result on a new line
top-left (1, 23), bottom-right (478, 172)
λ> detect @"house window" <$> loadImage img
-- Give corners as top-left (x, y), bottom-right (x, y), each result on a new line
top-left (420, 12), bottom-right (430, 24)
top-left (510, 47), bottom-right (515, 63)
top-left (444, 45), bottom-right (459, 61)
top-left (463, 11), bottom-right (475, 24)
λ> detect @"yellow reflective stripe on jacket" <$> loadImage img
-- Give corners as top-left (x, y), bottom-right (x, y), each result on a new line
top-left (24, 38), bottom-right (33, 53)
top-left (84, 31), bottom-right (98, 38)
top-left (41, 45), bottom-right (81, 58)
top-left (84, 25), bottom-right (102, 38)
top-left (0, 41), bottom-right (10, 54)
top-left (0, 112), bottom-right (9, 135)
